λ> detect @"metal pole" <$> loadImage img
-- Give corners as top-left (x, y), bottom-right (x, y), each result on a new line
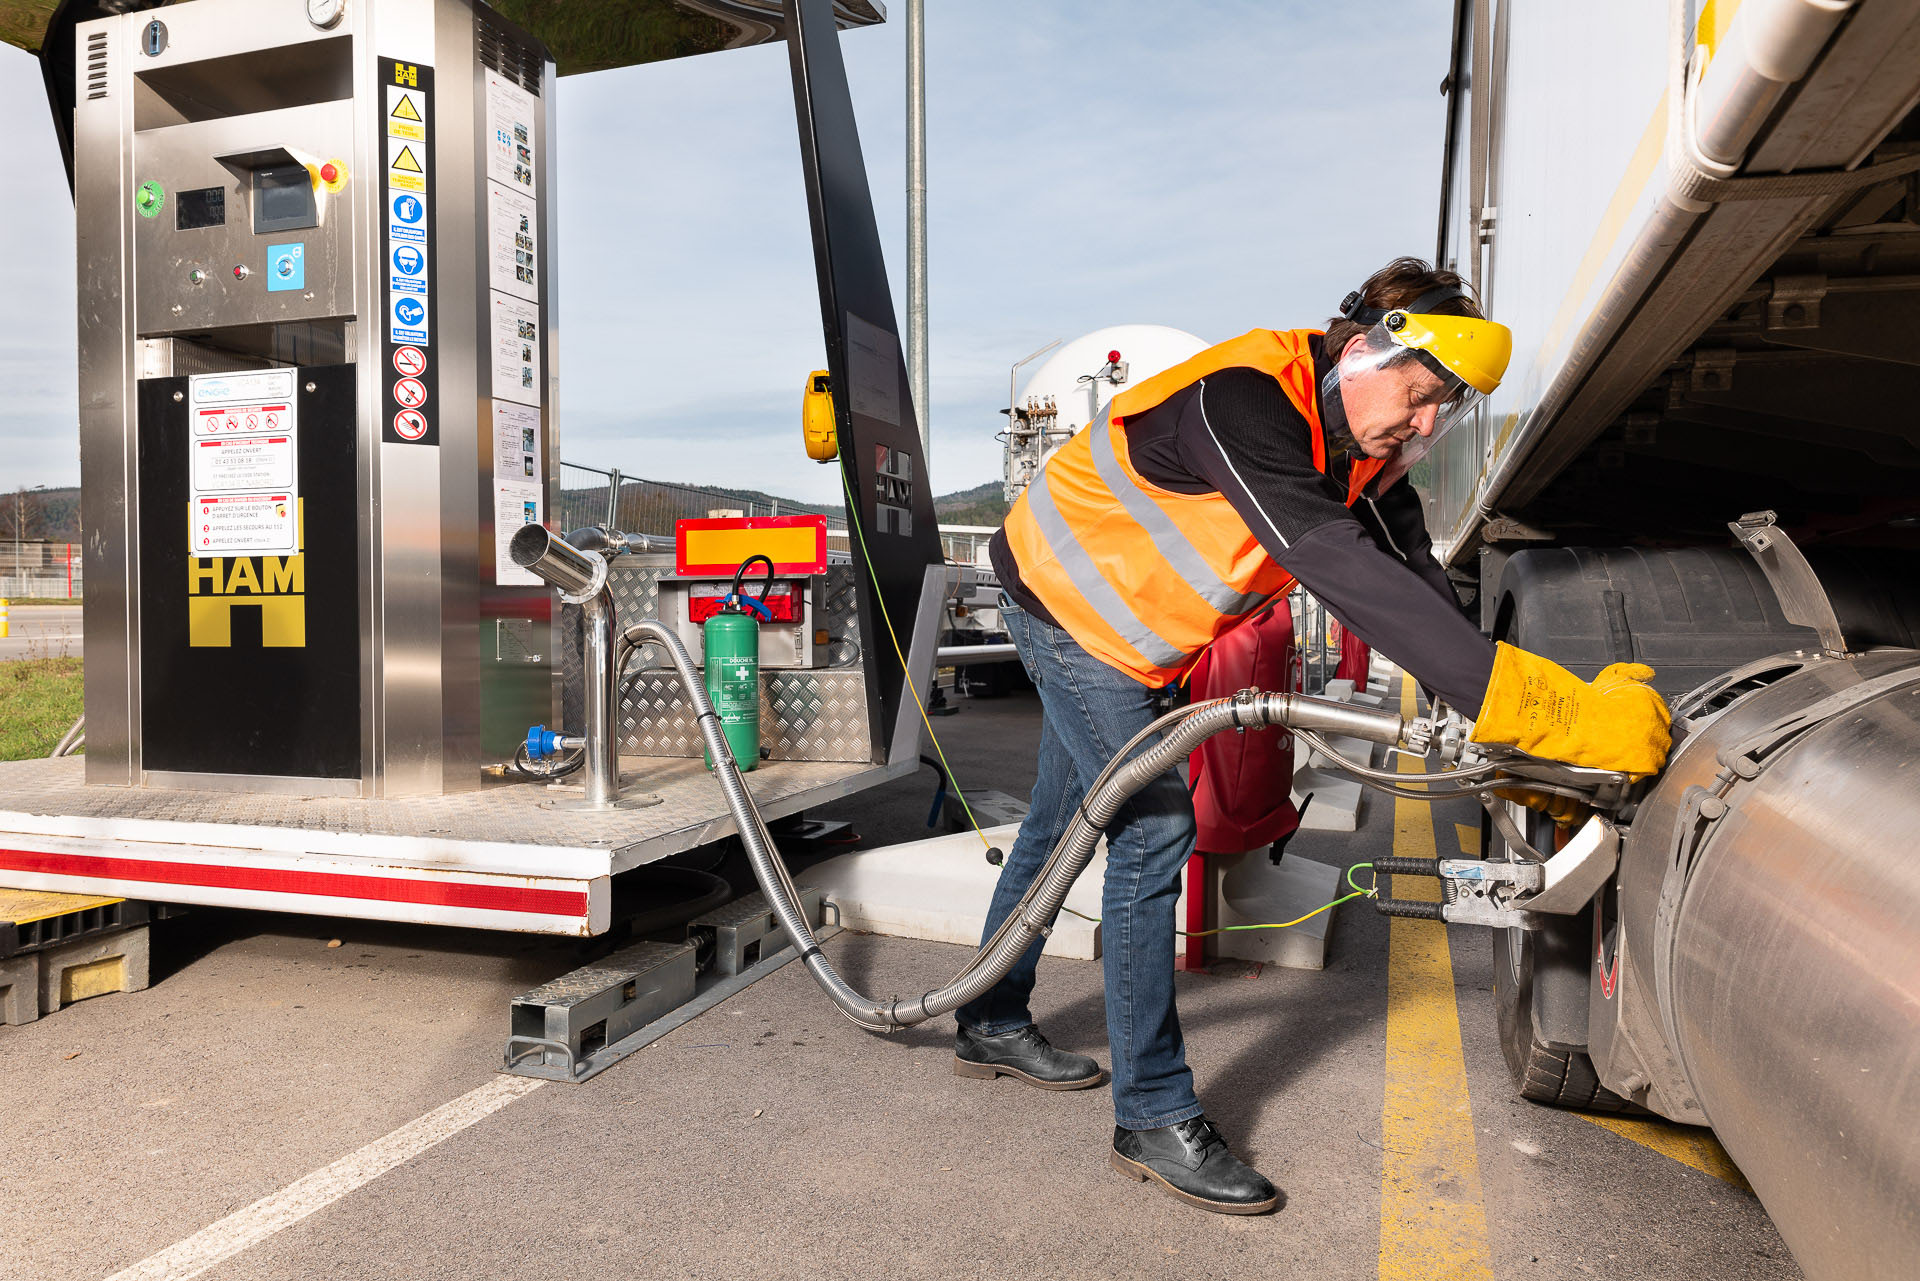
top-left (905, 0), bottom-right (930, 460)
top-left (604, 467), bottom-right (621, 528)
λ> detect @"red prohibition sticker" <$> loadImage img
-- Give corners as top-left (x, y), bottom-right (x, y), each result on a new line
top-left (392, 345), bottom-right (427, 377)
top-left (393, 377), bottom-right (428, 408)
top-left (392, 408), bottom-right (429, 440)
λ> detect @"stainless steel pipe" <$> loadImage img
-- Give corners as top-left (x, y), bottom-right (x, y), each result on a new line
top-left (511, 524), bottom-right (620, 808)
top-left (615, 624), bottom-right (1409, 1033)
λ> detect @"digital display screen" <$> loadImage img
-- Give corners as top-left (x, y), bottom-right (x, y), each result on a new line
top-left (175, 186), bottom-right (226, 230)
top-left (251, 165), bottom-right (318, 234)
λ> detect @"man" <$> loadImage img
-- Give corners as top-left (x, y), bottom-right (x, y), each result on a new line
top-left (960, 258), bottom-right (1671, 1214)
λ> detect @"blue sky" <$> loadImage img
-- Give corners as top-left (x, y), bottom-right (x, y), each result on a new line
top-left (0, 1), bottom-right (1455, 506)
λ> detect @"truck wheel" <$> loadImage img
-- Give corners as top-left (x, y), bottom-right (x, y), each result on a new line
top-left (1490, 807), bottom-right (1635, 1112)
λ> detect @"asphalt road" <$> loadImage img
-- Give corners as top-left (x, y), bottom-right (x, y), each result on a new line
top-left (0, 603), bottom-right (82, 661)
top-left (3, 683), bottom-right (1799, 1280)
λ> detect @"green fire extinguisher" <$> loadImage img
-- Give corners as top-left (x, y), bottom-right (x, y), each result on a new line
top-left (704, 554), bottom-right (774, 771)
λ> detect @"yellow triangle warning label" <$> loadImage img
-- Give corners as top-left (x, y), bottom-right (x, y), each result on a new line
top-left (391, 145), bottom-right (423, 173)
top-left (391, 94), bottom-right (423, 123)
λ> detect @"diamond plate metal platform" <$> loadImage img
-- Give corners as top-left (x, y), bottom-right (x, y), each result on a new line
top-left (560, 561), bottom-right (873, 763)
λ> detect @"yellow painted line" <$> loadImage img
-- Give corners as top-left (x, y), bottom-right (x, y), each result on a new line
top-left (1579, 1113), bottom-right (1752, 1191)
top-left (1380, 675), bottom-right (1495, 1280)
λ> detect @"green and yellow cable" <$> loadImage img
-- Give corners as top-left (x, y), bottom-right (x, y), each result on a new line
top-left (1055, 864), bottom-right (1379, 936)
top-left (839, 468), bottom-right (995, 851)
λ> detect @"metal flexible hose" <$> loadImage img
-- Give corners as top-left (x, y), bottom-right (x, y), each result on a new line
top-left (618, 623), bottom-right (1413, 1034)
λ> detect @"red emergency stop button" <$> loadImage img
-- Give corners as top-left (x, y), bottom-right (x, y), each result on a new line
top-left (320, 162), bottom-right (339, 184)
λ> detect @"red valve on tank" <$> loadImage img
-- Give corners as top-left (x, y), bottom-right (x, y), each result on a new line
top-left (1107, 350), bottom-right (1122, 364)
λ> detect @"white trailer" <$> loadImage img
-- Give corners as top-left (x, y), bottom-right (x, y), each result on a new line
top-left (1424, 3), bottom-right (1920, 1277)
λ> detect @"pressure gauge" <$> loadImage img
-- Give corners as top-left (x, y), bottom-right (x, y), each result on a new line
top-left (306, 0), bottom-right (347, 30)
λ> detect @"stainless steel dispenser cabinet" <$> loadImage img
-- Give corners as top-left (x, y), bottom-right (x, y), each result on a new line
top-left (74, 0), bottom-right (558, 796)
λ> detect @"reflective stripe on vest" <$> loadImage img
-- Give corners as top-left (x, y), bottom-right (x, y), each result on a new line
top-left (1001, 328), bottom-right (1387, 686)
top-left (1022, 465), bottom-right (1189, 672)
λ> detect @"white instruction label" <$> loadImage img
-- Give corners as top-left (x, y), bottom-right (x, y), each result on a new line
top-left (490, 292), bottom-right (541, 406)
top-left (485, 73), bottom-right (538, 192)
top-left (493, 399), bottom-right (542, 485)
top-left (486, 180), bottom-right (539, 302)
top-left (187, 372), bottom-right (299, 556)
top-left (494, 480), bottom-right (542, 587)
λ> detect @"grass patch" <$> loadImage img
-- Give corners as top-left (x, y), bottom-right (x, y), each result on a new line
top-left (3, 597), bottom-right (83, 606)
top-left (1, 658), bottom-right (84, 761)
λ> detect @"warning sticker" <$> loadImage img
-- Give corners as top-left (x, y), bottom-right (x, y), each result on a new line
top-left (191, 493), bottom-right (298, 556)
top-left (387, 138), bottom-right (426, 194)
top-left (389, 240), bottom-right (429, 295)
top-left (186, 372), bottom-right (300, 556)
top-left (388, 85), bottom-right (426, 142)
top-left (388, 192), bottom-right (427, 245)
top-left (390, 293), bottom-right (429, 345)
top-left (381, 57), bottom-right (438, 446)
top-left (194, 402), bottom-right (291, 437)
top-left (194, 435), bottom-right (294, 493)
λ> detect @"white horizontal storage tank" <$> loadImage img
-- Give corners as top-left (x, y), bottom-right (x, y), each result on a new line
top-left (1005, 324), bottom-right (1208, 501)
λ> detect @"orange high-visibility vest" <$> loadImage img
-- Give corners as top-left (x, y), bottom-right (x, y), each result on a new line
top-left (1001, 328), bottom-right (1386, 687)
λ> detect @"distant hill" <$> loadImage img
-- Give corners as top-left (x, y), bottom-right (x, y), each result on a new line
top-left (8, 478), bottom-right (999, 544)
top-left (557, 472), bottom-right (1005, 534)
top-left (2, 487), bottom-right (81, 542)
top-left (933, 481), bottom-right (1009, 529)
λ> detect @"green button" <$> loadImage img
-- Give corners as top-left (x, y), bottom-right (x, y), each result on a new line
top-left (136, 179), bottom-right (165, 218)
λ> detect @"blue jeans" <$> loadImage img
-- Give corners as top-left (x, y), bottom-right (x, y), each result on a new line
top-left (958, 601), bottom-right (1202, 1130)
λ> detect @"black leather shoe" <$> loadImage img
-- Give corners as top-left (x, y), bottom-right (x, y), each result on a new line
top-left (1110, 1115), bottom-right (1280, 1214)
top-left (953, 1024), bottom-right (1104, 1090)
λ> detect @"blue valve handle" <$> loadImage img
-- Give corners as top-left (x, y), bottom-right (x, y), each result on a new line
top-left (525, 724), bottom-right (568, 761)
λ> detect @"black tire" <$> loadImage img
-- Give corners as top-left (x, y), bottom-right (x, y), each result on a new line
top-left (1489, 806), bottom-right (1636, 1112)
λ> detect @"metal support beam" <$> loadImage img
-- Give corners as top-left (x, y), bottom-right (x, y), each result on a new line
top-left (905, 0), bottom-right (930, 460)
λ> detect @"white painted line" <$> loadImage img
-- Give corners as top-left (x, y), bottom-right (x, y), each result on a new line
top-left (105, 1075), bottom-right (546, 1281)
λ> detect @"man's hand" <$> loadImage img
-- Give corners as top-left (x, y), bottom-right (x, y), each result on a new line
top-left (1469, 642), bottom-right (1672, 778)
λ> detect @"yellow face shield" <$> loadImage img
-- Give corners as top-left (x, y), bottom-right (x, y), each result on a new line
top-left (1324, 308), bottom-right (1514, 463)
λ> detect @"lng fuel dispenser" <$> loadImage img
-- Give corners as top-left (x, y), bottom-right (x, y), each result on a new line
top-left (74, 0), bottom-right (558, 796)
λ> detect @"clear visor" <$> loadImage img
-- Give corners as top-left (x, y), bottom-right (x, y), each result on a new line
top-left (1323, 320), bottom-right (1488, 465)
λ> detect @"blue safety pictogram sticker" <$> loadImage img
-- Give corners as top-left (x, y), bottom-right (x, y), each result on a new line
top-left (266, 242), bottom-right (305, 292)
top-left (389, 242), bottom-right (427, 294)
top-left (389, 194), bottom-right (427, 244)
top-left (391, 294), bottom-right (428, 343)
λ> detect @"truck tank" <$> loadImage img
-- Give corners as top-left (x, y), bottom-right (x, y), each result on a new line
top-left (1609, 648), bottom-right (1920, 1280)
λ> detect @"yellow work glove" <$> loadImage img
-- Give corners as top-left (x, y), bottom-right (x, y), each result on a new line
top-left (1469, 642), bottom-right (1673, 778)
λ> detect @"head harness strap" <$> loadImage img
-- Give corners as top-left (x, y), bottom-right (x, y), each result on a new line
top-left (1338, 283), bottom-right (1472, 327)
